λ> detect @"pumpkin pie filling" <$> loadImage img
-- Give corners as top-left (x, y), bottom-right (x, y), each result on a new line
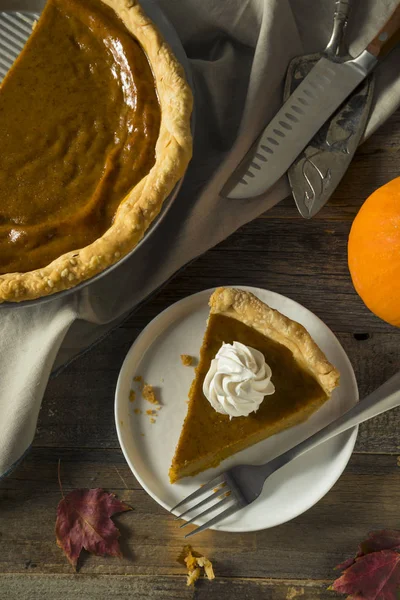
top-left (170, 315), bottom-right (328, 482)
top-left (0, 0), bottom-right (160, 274)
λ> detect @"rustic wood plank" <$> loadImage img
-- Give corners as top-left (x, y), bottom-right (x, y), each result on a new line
top-left (35, 331), bottom-right (400, 452)
top-left (0, 574), bottom-right (338, 600)
top-left (116, 218), bottom-right (396, 333)
top-left (1, 448), bottom-right (142, 491)
top-left (1, 450), bottom-right (399, 579)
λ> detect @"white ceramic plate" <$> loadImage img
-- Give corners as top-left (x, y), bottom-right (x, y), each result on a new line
top-left (115, 287), bottom-right (358, 533)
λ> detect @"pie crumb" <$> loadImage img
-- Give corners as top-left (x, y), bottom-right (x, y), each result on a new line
top-left (143, 384), bottom-right (159, 405)
top-left (150, 418), bottom-right (156, 424)
top-left (286, 586), bottom-right (304, 599)
top-left (196, 557), bottom-right (215, 581)
top-left (184, 546), bottom-right (215, 586)
top-left (146, 409), bottom-right (156, 416)
top-left (133, 375), bottom-right (143, 383)
top-left (129, 390), bottom-right (136, 403)
top-left (134, 408), bottom-right (142, 415)
top-left (187, 567), bottom-right (201, 586)
top-left (181, 354), bottom-right (194, 366)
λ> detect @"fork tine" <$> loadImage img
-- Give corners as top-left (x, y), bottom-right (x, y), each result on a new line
top-left (180, 495), bottom-right (232, 529)
top-left (185, 504), bottom-right (241, 539)
top-left (170, 474), bottom-right (225, 513)
top-left (175, 488), bottom-right (227, 521)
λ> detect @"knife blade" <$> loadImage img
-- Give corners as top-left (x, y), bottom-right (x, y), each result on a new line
top-left (221, 3), bottom-right (400, 200)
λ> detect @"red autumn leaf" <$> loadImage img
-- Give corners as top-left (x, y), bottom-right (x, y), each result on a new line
top-left (55, 488), bottom-right (131, 569)
top-left (360, 531), bottom-right (400, 556)
top-left (337, 555), bottom-right (360, 571)
top-left (331, 550), bottom-right (400, 600)
top-left (337, 530), bottom-right (400, 571)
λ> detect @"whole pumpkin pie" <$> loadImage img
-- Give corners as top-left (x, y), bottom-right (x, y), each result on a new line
top-left (169, 288), bottom-right (340, 483)
top-left (0, 0), bottom-right (192, 302)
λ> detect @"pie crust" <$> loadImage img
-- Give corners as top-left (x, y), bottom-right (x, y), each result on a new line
top-left (0, 0), bottom-right (193, 303)
top-left (210, 287), bottom-right (340, 395)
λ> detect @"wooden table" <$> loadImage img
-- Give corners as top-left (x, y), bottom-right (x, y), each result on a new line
top-left (1, 111), bottom-right (400, 600)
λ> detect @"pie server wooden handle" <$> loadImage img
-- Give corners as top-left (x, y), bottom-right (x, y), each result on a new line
top-left (367, 2), bottom-right (400, 60)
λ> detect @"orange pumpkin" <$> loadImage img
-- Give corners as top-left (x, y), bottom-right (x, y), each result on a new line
top-left (348, 176), bottom-right (400, 327)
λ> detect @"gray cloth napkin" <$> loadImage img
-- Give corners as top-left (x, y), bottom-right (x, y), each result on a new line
top-left (1, 0), bottom-right (400, 477)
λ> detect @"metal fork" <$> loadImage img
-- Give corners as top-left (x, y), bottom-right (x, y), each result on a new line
top-left (172, 370), bottom-right (400, 537)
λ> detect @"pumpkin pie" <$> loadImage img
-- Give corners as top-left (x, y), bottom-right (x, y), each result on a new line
top-left (169, 287), bottom-right (340, 483)
top-left (0, 0), bottom-right (192, 302)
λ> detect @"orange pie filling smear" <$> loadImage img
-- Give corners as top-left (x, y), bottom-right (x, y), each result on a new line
top-left (0, 0), bottom-right (160, 274)
top-left (169, 314), bottom-right (329, 483)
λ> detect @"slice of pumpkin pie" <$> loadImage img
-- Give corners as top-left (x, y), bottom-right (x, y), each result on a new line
top-left (169, 287), bottom-right (339, 483)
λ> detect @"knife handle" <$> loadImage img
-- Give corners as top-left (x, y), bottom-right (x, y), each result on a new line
top-left (366, 3), bottom-right (400, 59)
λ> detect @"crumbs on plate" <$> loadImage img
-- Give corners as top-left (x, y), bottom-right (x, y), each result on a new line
top-left (142, 383), bottom-right (159, 405)
top-left (183, 546), bottom-right (215, 586)
top-left (180, 354), bottom-right (194, 367)
top-left (130, 376), bottom-right (161, 424)
top-left (143, 384), bottom-right (160, 424)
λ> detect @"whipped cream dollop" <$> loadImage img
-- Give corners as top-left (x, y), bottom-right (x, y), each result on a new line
top-left (203, 341), bottom-right (275, 418)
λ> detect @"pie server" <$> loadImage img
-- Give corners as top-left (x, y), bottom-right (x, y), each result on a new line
top-left (221, 3), bottom-right (400, 200)
top-left (284, 0), bottom-right (374, 219)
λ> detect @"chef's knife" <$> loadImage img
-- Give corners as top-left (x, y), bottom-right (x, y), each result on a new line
top-left (286, 0), bottom-right (374, 218)
top-left (221, 3), bottom-right (400, 200)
